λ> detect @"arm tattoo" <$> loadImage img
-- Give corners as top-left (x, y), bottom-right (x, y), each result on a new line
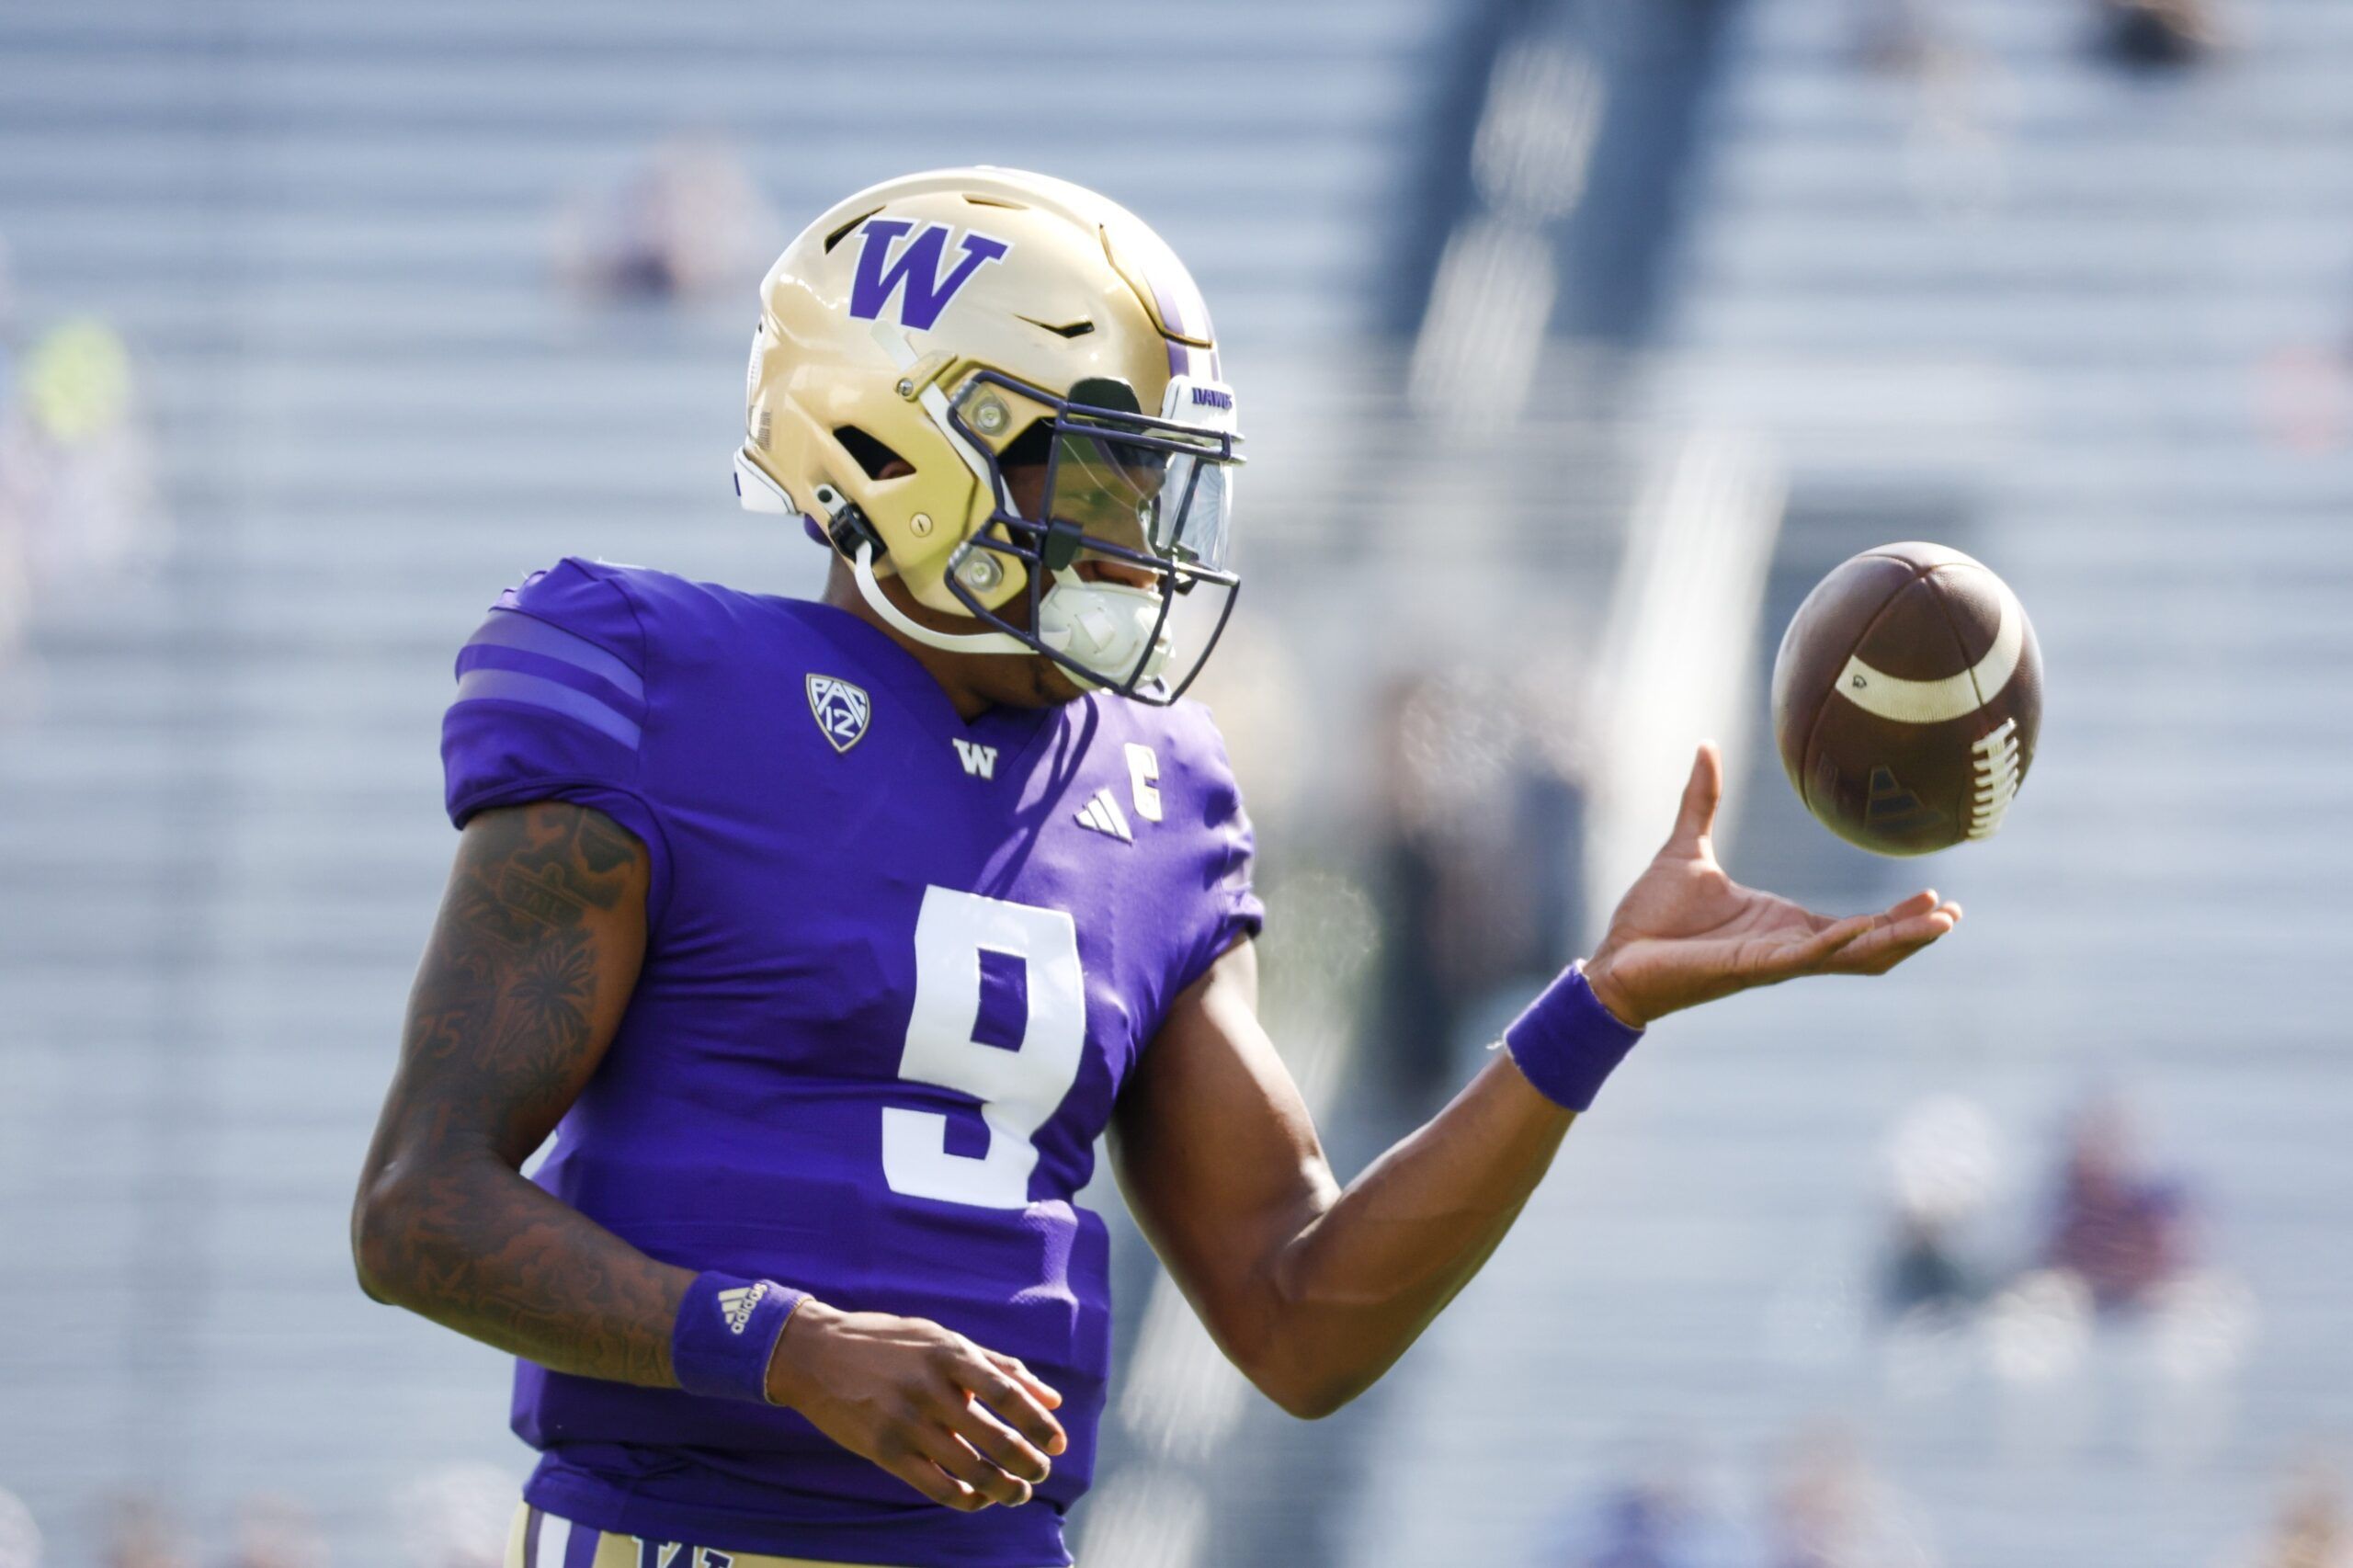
top-left (357, 802), bottom-right (690, 1388)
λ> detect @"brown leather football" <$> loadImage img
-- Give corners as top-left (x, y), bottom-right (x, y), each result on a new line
top-left (1770, 541), bottom-right (2041, 856)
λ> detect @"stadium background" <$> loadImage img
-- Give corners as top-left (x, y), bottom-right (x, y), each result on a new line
top-left (3, 0), bottom-right (2351, 1564)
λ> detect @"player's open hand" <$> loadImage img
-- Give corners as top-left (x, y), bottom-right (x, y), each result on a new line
top-left (1582, 743), bottom-right (1961, 1028)
top-left (764, 1300), bottom-right (1068, 1512)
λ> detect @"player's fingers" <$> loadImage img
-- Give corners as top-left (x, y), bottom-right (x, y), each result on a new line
top-left (972, 1351), bottom-right (1068, 1454)
top-left (947, 1393), bottom-right (1053, 1487)
top-left (1884, 888), bottom-right (1943, 921)
top-left (1830, 904), bottom-right (1960, 971)
top-left (1902, 904), bottom-right (1962, 948)
top-left (1666, 742), bottom-right (1723, 853)
top-left (1770, 911), bottom-right (1876, 974)
top-left (1873, 900), bottom-right (1961, 948)
top-left (1836, 914), bottom-right (1938, 960)
top-left (883, 1450), bottom-right (985, 1512)
top-left (914, 1426), bottom-right (1030, 1507)
top-left (982, 1348), bottom-right (1063, 1408)
top-left (1820, 892), bottom-right (1942, 964)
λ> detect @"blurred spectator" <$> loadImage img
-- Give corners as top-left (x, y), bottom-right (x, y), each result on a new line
top-left (1877, 1096), bottom-right (2002, 1319)
top-left (2139, 1266), bottom-right (2257, 1385)
top-left (1983, 1267), bottom-right (2094, 1388)
top-left (7, 319), bottom-right (163, 574)
top-left (0, 237), bottom-right (23, 689)
top-left (2219, 1463), bottom-right (2353, 1568)
top-left (2039, 1095), bottom-right (2199, 1314)
top-left (1882, 1212), bottom-right (1972, 1317)
top-left (1545, 1466), bottom-right (1752, 1568)
top-left (101, 1494), bottom-right (189, 1568)
top-left (0, 419), bottom-right (24, 693)
top-left (222, 1497), bottom-right (327, 1568)
top-left (0, 316), bottom-right (167, 594)
top-left (554, 136), bottom-right (779, 305)
top-left (1578, 1484), bottom-right (1687, 1568)
top-left (0, 301), bottom-right (167, 709)
top-left (1366, 670), bottom-right (1587, 1110)
top-left (0, 1486), bottom-right (39, 1568)
top-left (1765, 1427), bottom-right (1938, 1568)
top-left (1852, 0), bottom-right (1945, 74)
top-left (2097, 0), bottom-right (2222, 69)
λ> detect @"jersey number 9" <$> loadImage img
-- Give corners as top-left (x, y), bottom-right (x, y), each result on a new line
top-left (882, 886), bottom-right (1088, 1209)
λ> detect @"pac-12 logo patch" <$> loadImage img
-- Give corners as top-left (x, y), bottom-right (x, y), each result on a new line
top-left (847, 219), bottom-right (1011, 331)
top-left (807, 674), bottom-right (871, 753)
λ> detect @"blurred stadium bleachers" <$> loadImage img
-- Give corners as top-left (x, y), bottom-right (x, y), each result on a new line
top-left (5, 1), bottom-right (2353, 1566)
top-left (1352, 2), bottom-right (2353, 1565)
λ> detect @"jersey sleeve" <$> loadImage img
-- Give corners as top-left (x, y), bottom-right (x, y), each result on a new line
top-left (1175, 711), bottom-right (1267, 993)
top-left (440, 559), bottom-right (673, 915)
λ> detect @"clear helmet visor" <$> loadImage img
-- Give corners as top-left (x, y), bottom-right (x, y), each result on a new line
top-left (1043, 428), bottom-right (1234, 577)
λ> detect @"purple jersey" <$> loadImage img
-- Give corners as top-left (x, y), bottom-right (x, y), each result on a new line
top-left (439, 559), bottom-right (1262, 1567)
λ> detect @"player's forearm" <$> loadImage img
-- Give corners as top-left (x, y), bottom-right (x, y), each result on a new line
top-left (352, 1151), bottom-right (692, 1387)
top-left (1250, 1053), bottom-right (1573, 1416)
top-left (356, 801), bottom-right (683, 1382)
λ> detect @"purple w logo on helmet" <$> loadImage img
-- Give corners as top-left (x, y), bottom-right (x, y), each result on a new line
top-left (847, 219), bottom-right (1012, 332)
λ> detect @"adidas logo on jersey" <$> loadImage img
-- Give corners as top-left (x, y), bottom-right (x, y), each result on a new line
top-left (716, 1282), bottom-right (768, 1335)
top-left (1074, 787), bottom-right (1134, 843)
top-left (952, 737), bottom-right (998, 779)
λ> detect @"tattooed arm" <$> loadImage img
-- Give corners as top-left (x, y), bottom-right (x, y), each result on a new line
top-left (353, 800), bottom-right (1072, 1506)
top-left (351, 801), bottom-right (688, 1385)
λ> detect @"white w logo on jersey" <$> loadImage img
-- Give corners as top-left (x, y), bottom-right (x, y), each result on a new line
top-left (951, 738), bottom-right (998, 779)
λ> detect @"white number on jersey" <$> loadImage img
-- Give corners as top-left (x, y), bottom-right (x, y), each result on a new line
top-left (882, 886), bottom-right (1087, 1209)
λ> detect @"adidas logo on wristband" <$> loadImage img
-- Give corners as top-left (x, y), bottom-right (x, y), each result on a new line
top-left (716, 1282), bottom-right (769, 1335)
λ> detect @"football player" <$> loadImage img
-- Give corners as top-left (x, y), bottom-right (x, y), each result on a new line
top-left (353, 167), bottom-right (1960, 1568)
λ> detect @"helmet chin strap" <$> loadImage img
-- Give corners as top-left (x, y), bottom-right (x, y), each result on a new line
top-left (850, 541), bottom-right (1032, 656)
top-left (850, 542), bottom-right (1171, 689)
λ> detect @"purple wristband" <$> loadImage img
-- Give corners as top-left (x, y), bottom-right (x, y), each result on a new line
top-left (672, 1271), bottom-right (806, 1404)
top-left (1500, 962), bottom-right (1645, 1111)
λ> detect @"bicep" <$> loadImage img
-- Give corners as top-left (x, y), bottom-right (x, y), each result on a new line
top-left (370, 801), bottom-right (650, 1174)
top-left (1111, 940), bottom-right (1338, 1328)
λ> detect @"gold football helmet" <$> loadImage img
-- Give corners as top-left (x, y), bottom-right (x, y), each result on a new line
top-left (733, 166), bottom-right (1243, 702)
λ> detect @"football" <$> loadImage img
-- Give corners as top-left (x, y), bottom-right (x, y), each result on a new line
top-left (1770, 541), bottom-right (2042, 856)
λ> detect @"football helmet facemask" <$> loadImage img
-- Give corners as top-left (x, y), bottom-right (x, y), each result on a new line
top-left (733, 167), bottom-right (1242, 703)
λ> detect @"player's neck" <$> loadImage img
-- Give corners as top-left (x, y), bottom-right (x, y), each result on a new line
top-left (820, 560), bottom-right (996, 722)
